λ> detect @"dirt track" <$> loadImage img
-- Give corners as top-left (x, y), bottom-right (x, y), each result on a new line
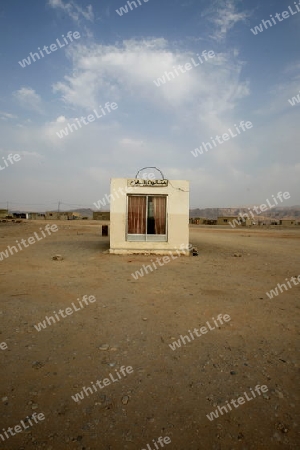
top-left (0, 221), bottom-right (299, 449)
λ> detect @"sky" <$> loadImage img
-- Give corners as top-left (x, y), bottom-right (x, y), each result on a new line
top-left (0, 0), bottom-right (299, 211)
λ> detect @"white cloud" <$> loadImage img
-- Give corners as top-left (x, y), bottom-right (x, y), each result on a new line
top-left (0, 111), bottom-right (17, 120)
top-left (56, 115), bottom-right (67, 123)
top-left (48, 0), bottom-right (94, 23)
top-left (13, 87), bottom-right (44, 113)
top-left (2, 2), bottom-right (299, 210)
top-left (20, 151), bottom-right (43, 159)
top-left (52, 38), bottom-right (249, 128)
top-left (120, 138), bottom-right (144, 146)
top-left (53, 70), bottom-right (100, 110)
top-left (203, 0), bottom-right (249, 42)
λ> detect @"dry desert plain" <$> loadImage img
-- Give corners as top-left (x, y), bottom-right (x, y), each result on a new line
top-left (0, 220), bottom-right (299, 450)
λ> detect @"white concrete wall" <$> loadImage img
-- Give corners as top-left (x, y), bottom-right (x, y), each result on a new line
top-left (109, 178), bottom-right (190, 255)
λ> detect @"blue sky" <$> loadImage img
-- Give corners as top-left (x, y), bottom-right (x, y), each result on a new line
top-left (0, 0), bottom-right (299, 211)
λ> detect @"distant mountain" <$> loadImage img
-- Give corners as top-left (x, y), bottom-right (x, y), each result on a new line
top-left (190, 206), bottom-right (300, 219)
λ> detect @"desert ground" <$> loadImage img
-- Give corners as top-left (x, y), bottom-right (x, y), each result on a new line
top-left (0, 220), bottom-right (299, 450)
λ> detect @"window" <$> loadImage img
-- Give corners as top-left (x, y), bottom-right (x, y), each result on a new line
top-left (127, 195), bottom-right (167, 241)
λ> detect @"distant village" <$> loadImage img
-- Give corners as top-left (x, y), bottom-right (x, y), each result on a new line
top-left (189, 206), bottom-right (300, 227)
top-left (0, 209), bottom-right (110, 221)
top-left (0, 207), bottom-right (299, 227)
top-left (189, 216), bottom-right (300, 227)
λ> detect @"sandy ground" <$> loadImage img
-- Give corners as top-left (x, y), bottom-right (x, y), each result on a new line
top-left (0, 220), bottom-right (299, 450)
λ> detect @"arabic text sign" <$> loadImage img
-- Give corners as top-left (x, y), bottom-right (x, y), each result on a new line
top-left (127, 179), bottom-right (168, 187)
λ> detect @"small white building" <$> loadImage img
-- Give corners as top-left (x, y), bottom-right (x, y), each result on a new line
top-left (109, 177), bottom-right (190, 255)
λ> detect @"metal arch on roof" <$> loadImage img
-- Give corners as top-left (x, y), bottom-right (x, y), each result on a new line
top-left (135, 167), bottom-right (165, 180)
